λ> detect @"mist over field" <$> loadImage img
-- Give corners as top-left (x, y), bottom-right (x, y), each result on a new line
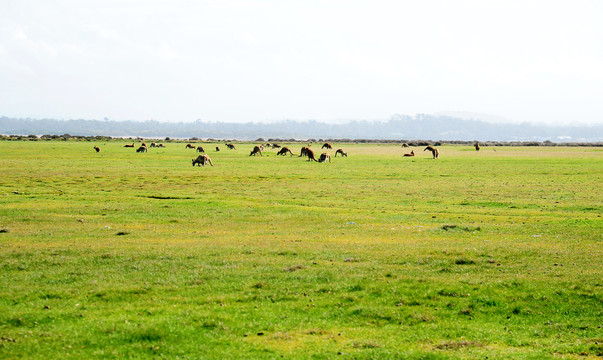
top-left (2, 115), bottom-right (601, 142)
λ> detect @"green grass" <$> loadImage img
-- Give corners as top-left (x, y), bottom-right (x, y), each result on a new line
top-left (0, 140), bottom-right (601, 359)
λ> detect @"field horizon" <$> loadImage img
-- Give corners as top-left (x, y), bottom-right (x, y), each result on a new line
top-left (0, 140), bottom-right (601, 359)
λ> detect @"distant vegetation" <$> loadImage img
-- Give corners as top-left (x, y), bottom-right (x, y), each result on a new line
top-left (1, 114), bottom-right (601, 142)
top-left (0, 133), bottom-right (600, 147)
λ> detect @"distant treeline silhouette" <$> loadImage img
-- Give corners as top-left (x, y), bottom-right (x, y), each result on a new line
top-left (0, 133), bottom-right (600, 147)
top-left (1, 115), bottom-right (601, 143)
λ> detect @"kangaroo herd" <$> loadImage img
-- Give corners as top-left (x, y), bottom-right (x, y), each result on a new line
top-left (95, 141), bottom-right (445, 167)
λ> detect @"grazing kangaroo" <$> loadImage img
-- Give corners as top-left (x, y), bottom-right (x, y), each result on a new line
top-left (403, 150), bottom-right (415, 157)
top-left (321, 143), bottom-right (332, 149)
top-left (318, 153), bottom-right (331, 163)
top-left (196, 146), bottom-right (205, 153)
top-left (299, 147), bottom-right (310, 158)
top-left (272, 143), bottom-right (281, 148)
top-left (277, 147), bottom-right (294, 156)
top-left (215, 146), bottom-right (220, 151)
top-left (249, 145), bottom-right (263, 156)
top-left (226, 143), bottom-right (236, 150)
top-left (93, 146), bottom-right (101, 153)
top-left (192, 154), bottom-right (214, 167)
top-left (150, 142), bottom-right (157, 148)
top-left (304, 148), bottom-right (318, 162)
top-left (335, 149), bottom-right (347, 157)
top-left (401, 143), bottom-right (409, 148)
top-left (136, 146), bottom-right (147, 153)
top-left (186, 143), bottom-right (195, 149)
top-left (424, 146), bottom-right (439, 159)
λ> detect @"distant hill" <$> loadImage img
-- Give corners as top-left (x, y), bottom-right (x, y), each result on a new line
top-left (1, 115), bottom-right (601, 142)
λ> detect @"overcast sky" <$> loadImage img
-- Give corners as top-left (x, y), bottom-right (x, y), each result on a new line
top-left (1, 0), bottom-right (602, 125)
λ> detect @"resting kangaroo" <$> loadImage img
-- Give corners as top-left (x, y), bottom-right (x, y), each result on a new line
top-left (93, 146), bottom-right (101, 153)
top-left (335, 149), bottom-right (347, 157)
top-left (277, 147), bottom-right (294, 156)
top-left (403, 150), bottom-right (415, 157)
top-left (318, 153), bottom-right (331, 163)
top-left (124, 143), bottom-right (135, 147)
top-left (424, 146), bottom-right (439, 159)
top-left (192, 154), bottom-right (214, 167)
top-left (249, 146), bottom-right (263, 156)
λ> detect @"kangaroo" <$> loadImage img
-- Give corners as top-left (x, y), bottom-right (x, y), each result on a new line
top-left (424, 146), bottom-right (439, 159)
top-left (277, 147), bottom-right (294, 156)
top-left (192, 154), bottom-right (214, 167)
top-left (304, 147), bottom-right (318, 162)
top-left (318, 153), bottom-right (331, 163)
top-left (249, 146), bottom-right (263, 156)
top-left (335, 149), bottom-right (347, 157)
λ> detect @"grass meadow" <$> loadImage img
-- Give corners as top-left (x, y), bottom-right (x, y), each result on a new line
top-left (0, 140), bottom-right (601, 359)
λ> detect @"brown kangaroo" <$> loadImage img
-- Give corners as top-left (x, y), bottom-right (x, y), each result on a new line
top-left (196, 146), bottom-right (205, 153)
top-left (424, 146), bottom-right (439, 159)
top-left (249, 146), bottom-right (263, 156)
top-left (321, 143), bottom-right (332, 149)
top-left (93, 146), bottom-right (101, 153)
top-left (318, 153), bottom-right (331, 163)
top-left (277, 147), bottom-right (294, 156)
top-left (335, 149), bottom-right (347, 157)
top-left (304, 147), bottom-right (318, 162)
top-left (403, 150), bottom-right (415, 157)
top-left (192, 154), bottom-right (214, 167)
top-left (124, 143), bottom-right (135, 148)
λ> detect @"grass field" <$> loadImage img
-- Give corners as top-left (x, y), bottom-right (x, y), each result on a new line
top-left (0, 140), bottom-right (601, 359)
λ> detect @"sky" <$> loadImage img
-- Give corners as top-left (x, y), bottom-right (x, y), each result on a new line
top-left (1, 0), bottom-right (602, 125)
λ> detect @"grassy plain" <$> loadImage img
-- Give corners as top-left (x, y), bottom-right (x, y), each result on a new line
top-left (0, 140), bottom-right (601, 359)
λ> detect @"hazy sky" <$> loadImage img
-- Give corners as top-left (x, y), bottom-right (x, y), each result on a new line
top-left (1, 0), bottom-right (602, 125)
